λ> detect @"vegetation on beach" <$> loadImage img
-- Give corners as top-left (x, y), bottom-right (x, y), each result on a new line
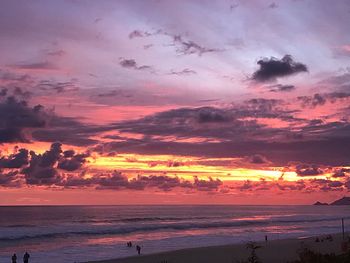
top-left (236, 242), bottom-right (262, 263)
top-left (290, 247), bottom-right (350, 263)
top-left (237, 241), bottom-right (350, 263)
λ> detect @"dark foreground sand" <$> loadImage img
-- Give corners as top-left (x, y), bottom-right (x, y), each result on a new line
top-left (86, 233), bottom-right (348, 263)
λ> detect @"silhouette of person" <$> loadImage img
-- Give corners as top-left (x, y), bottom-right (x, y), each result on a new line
top-left (265, 235), bottom-right (268, 243)
top-left (136, 245), bottom-right (141, 255)
top-left (12, 253), bottom-right (17, 263)
top-left (129, 241), bottom-right (132, 247)
top-left (23, 252), bottom-right (30, 263)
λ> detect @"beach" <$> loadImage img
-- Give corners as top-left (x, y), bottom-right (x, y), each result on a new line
top-left (87, 233), bottom-right (347, 263)
top-left (1, 205), bottom-right (349, 263)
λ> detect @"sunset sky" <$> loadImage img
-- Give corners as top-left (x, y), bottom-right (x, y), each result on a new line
top-left (1, 0), bottom-right (350, 205)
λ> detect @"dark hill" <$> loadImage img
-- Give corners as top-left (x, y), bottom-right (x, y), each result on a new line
top-left (313, 201), bottom-right (328, 205)
top-left (330, 197), bottom-right (350, 205)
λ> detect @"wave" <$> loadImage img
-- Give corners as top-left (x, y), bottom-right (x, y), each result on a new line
top-left (72, 216), bottom-right (224, 224)
top-left (1, 214), bottom-right (349, 242)
top-left (5, 224), bottom-right (36, 228)
top-left (0, 220), bottom-right (266, 241)
top-left (273, 215), bottom-right (350, 224)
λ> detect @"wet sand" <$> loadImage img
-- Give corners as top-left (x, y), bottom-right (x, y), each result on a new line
top-left (86, 233), bottom-right (348, 263)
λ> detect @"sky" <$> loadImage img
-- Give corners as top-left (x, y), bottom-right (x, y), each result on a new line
top-left (1, 0), bottom-right (350, 205)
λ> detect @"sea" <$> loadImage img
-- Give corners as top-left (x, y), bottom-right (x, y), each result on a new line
top-left (0, 205), bottom-right (349, 263)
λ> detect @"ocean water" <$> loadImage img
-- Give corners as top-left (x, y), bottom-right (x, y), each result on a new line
top-left (0, 205), bottom-right (349, 263)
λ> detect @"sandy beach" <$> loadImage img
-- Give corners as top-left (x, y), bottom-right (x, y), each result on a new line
top-left (86, 233), bottom-right (348, 263)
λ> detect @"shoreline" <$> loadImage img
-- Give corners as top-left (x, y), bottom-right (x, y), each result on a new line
top-left (85, 232), bottom-right (348, 263)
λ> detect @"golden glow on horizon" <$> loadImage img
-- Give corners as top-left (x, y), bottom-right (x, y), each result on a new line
top-left (90, 154), bottom-right (302, 182)
top-left (2, 143), bottom-right (342, 184)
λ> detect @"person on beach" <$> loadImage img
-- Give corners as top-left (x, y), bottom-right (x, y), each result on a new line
top-left (136, 245), bottom-right (141, 255)
top-left (11, 253), bottom-right (17, 263)
top-left (23, 252), bottom-right (30, 263)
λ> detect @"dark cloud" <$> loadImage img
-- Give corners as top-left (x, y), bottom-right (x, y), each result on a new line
top-left (12, 87), bottom-right (31, 98)
top-left (46, 49), bottom-right (66, 57)
top-left (23, 154), bottom-right (61, 186)
top-left (106, 106), bottom-right (264, 143)
top-left (85, 173), bottom-right (221, 192)
top-left (22, 143), bottom-right (62, 185)
top-left (0, 143), bottom-right (347, 193)
top-left (119, 58), bottom-right (153, 72)
top-left (0, 96), bottom-right (46, 143)
top-left (230, 3), bottom-right (239, 11)
top-left (296, 164), bottom-right (324, 176)
top-left (310, 179), bottom-right (344, 192)
top-left (11, 61), bottom-right (55, 70)
top-left (197, 108), bottom-right (231, 123)
top-left (249, 154), bottom-right (269, 164)
top-left (41, 142), bottom-right (62, 167)
top-left (128, 30), bottom-right (153, 39)
top-left (32, 129), bottom-right (98, 147)
top-left (57, 152), bottom-right (89, 171)
top-left (109, 102), bottom-right (295, 141)
top-left (245, 98), bottom-right (282, 113)
top-left (298, 93), bottom-right (326, 107)
top-left (298, 92), bottom-right (350, 107)
top-left (321, 72), bottom-right (350, 86)
top-left (2, 82), bottom-right (349, 169)
top-left (0, 90), bottom-right (100, 146)
top-left (97, 89), bottom-right (133, 98)
top-left (85, 102), bottom-right (350, 166)
top-left (63, 150), bottom-right (75, 158)
top-left (275, 181), bottom-right (306, 191)
top-left (94, 171), bottom-right (130, 190)
top-left (236, 177), bottom-right (347, 193)
top-left (119, 59), bottom-right (137, 68)
top-left (252, 55), bottom-right (308, 82)
top-left (193, 176), bottom-right (222, 191)
top-left (0, 149), bottom-right (29, 168)
top-left (143, 44), bottom-right (153, 50)
top-left (238, 180), bottom-right (254, 191)
top-left (19, 143), bottom-right (89, 185)
top-left (167, 161), bottom-right (185, 167)
top-left (55, 170), bottom-right (221, 193)
top-left (36, 80), bottom-right (79, 93)
top-left (31, 115), bottom-right (100, 146)
top-left (0, 88), bottom-right (7, 97)
top-left (172, 34), bottom-right (222, 56)
top-left (269, 84), bottom-right (295, 92)
top-left (332, 168), bottom-right (350, 178)
top-left (268, 2), bottom-right (278, 8)
top-left (128, 29), bottom-right (222, 56)
top-left (93, 130), bottom-right (350, 167)
top-left (168, 68), bottom-right (197, 76)
top-left (326, 181), bottom-right (343, 188)
top-left (237, 179), bottom-right (272, 192)
top-left (128, 175), bottom-right (192, 191)
top-left (0, 170), bottom-right (19, 187)
top-left (236, 178), bottom-right (345, 193)
top-left (345, 179), bottom-right (350, 190)
top-left (0, 69), bottom-right (30, 82)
